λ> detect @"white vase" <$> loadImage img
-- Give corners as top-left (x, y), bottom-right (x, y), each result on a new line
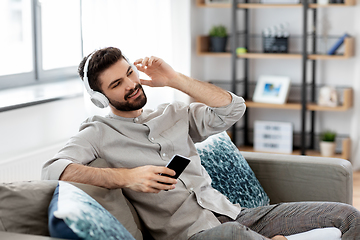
top-left (320, 141), bottom-right (336, 157)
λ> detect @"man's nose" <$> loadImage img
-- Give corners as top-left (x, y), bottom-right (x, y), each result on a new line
top-left (124, 77), bottom-right (137, 89)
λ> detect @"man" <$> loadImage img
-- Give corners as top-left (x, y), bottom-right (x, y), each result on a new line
top-left (42, 47), bottom-right (359, 240)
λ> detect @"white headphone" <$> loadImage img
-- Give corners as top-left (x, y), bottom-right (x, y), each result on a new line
top-left (83, 52), bottom-right (139, 108)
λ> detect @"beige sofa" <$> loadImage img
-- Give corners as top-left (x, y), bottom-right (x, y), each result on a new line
top-left (0, 152), bottom-right (353, 240)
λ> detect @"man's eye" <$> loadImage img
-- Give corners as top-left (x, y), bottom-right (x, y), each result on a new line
top-left (128, 70), bottom-right (133, 76)
top-left (112, 81), bottom-right (120, 88)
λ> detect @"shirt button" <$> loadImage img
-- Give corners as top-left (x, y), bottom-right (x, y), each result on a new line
top-left (134, 118), bottom-right (139, 122)
top-left (189, 187), bottom-right (194, 191)
top-left (162, 153), bottom-right (166, 157)
top-left (150, 137), bottom-right (154, 141)
top-left (198, 200), bottom-right (202, 204)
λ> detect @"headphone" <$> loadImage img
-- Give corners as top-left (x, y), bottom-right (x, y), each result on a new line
top-left (83, 52), bottom-right (139, 108)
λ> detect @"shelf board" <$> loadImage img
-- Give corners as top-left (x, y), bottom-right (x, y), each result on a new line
top-left (196, 0), bottom-right (231, 8)
top-left (197, 52), bottom-right (232, 57)
top-left (238, 137), bottom-right (351, 160)
top-left (238, 3), bottom-right (302, 8)
top-left (197, 35), bottom-right (354, 59)
top-left (238, 53), bottom-right (301, 59)
top-left (245, 88), bottom-right (353, 111)
top-left (246, 101), bottom-right (302, 110)
top-left (309, 0), bottom-right (356, 7)
top-left (196, 0), bottom-right (355, 8)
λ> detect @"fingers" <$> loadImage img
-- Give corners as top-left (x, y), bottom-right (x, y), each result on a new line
top-left (126, 166), bottom-right (177, 193)
top-left (134, 56), bottom-right (159, 70)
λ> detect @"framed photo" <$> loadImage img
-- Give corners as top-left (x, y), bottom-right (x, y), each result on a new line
top-left (318, 86), bottom-right (338, 107)
top-left (253, 75), bottom-right (291, 104)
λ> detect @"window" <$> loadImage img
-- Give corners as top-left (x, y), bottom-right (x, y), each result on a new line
top-left (0, 0), bottom-right (82, 90)
top-left (0, 0), bottom-right (190, 99)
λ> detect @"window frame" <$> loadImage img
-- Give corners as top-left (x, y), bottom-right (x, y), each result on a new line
top-left (0, 0), bottom-right (80, 90)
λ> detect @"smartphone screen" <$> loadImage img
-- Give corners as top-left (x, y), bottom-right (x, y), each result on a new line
top-left (159, 154), bottom-right (190, 184)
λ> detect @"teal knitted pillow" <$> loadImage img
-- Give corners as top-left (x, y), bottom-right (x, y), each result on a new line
top-left (195, 131), bottom-right (270, 208)
top-left (48, 181), bottom-right (135, 240)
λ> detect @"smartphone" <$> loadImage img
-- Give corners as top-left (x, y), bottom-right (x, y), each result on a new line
top-left (159, 154), bottom-right (191, 184)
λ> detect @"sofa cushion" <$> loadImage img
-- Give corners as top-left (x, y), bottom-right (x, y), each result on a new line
top-left (48, 181), bottom-right (135, 240)
top-left (195, 131), bottom-right (270, 208)
top-left (0, 180), bottom-right (142, 240)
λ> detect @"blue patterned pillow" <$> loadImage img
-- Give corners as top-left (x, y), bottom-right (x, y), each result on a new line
top-left (48, 181), bottom-right (135, 240)
top-left (195, 131), bottom-right (270, 208)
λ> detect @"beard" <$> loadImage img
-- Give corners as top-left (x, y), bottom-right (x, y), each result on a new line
top-left (108, 84), bottom-right (147, 112)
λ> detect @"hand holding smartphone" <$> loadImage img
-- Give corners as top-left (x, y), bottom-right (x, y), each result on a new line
top-left (159, 154), bottom-right (191, 185)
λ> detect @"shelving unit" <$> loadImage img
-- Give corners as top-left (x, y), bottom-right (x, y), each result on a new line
top-left (196, 0), bottom-right (355, 160)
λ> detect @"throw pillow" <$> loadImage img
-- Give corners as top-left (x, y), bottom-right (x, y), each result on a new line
top-left (48, 181), bottom-right (135, 240)
top-left (0, 180), bottom-right (142, 239)
top-left (195, 131), bottom-right (270, 208)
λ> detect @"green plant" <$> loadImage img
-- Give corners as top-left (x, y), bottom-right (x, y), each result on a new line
top-left (321, 130), bottom-right (336, 142)
top-left (209, 25), bottom-right (227, 38)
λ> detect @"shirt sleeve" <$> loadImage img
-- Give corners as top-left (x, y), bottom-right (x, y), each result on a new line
top-left (188, 92), bottom-right (246, 143)
top-left (41, 122), bottom-right (102, 180)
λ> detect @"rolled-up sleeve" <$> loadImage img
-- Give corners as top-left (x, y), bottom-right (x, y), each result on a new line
top-left (188, 92), bottom-right (246, 143)
top-left (41, 123), bottom-right (101, 180)
top-left (42, 158), bottom-right (73, 180)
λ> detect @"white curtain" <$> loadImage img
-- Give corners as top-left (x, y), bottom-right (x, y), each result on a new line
top-left (81, 0), bottom-right (191, 115)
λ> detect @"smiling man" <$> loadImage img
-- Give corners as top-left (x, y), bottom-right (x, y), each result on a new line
top-left (42, 47), bottom-right (360, 240)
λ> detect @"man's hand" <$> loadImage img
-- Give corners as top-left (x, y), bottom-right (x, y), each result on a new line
top-left (60, 163), bottom-right (177, 193)
top-left (134, 56), bottom-right (178, 88)
top-left (134, 56), bottom-right (232, 108)
top-left (122, 165), bottom-right (178, 193)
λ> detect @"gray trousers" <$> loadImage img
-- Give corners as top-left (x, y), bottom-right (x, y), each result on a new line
top-left (189, 202), bottom-right (360, 240)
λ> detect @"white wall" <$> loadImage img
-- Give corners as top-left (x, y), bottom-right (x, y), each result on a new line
top-left (191, 1), bottom-right (360, 169)
top-left (0, 97), bottom-right (88, 162)
top-left (0, 97), bottom-right (88, 182)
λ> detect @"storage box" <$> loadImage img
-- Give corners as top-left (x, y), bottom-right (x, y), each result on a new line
top-left (254, 121), bottom-right (293, 154)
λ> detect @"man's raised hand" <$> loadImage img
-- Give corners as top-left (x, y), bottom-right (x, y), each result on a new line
top-left (134, 56), bottom-right (178, 88)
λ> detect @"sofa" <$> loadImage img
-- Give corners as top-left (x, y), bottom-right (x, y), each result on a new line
top-left (0, 151), bottom-right (353, 240)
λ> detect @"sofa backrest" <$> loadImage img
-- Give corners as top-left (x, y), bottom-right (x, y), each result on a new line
top-left (0, 180), bottom-right (143, 240)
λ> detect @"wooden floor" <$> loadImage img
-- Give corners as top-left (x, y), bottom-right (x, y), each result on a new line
top-left (353, 171), bottom-right (360, 210)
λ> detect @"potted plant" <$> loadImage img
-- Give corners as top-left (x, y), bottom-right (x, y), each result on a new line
top-left (319, 130), bottom-right (336, 157)
top-left (209, 25), bottom-right (228, 52)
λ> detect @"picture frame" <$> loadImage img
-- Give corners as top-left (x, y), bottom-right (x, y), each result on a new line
top-left (253, 75), bottom-right (291, 104)
top-left (318, 86), bottom-right (338, 107)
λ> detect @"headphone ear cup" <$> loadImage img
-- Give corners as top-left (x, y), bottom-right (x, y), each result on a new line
top-left (90, 91), bottom-right (109, 108)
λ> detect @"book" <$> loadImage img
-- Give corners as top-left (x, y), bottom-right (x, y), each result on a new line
top-left (327, 33), bottom-right (349, 55)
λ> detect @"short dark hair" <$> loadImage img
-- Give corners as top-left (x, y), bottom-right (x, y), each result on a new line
top-left (78, 47), bottom-right (123, 93)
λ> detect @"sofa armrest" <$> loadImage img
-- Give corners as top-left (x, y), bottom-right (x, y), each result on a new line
top-left (241, 151), bottom-right (353, 205)
top-left (0, 231), bottom-right (61, 240)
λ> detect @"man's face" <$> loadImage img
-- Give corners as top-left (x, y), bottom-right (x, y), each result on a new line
top-left (99, 58), bottom-right (147, 114)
